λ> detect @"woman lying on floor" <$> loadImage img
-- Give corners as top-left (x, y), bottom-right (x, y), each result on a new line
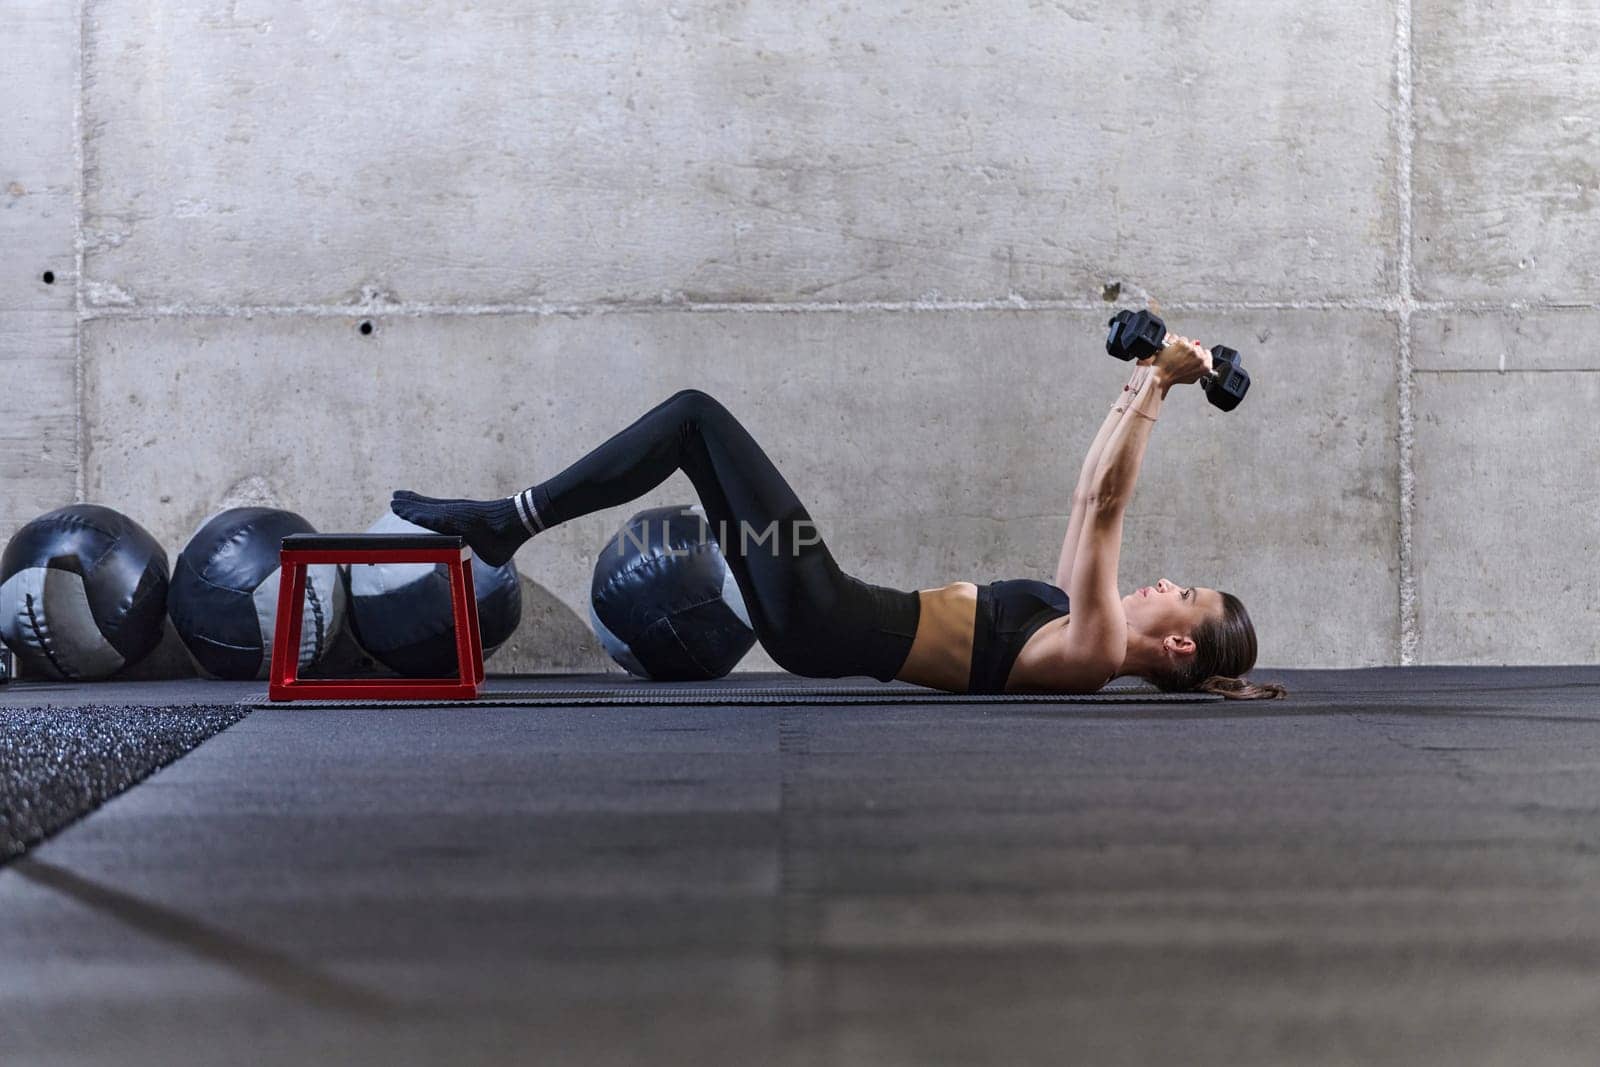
top-left (392, 335), bottom-right (1285, 699)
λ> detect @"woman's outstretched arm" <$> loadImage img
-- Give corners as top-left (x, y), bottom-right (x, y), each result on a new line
top-left (1054, 363), bottom-right (1154, 588)
top-left (1060, 338), bottom-right (1212, 675)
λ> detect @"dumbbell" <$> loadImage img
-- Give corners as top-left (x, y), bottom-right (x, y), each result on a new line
top-left (1105, 309), bottom-right (1251, 412)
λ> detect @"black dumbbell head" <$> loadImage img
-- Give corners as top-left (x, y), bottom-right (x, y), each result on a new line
top-left (1105, 309), bottom-right (1166, 362)
top-left (1105, 311), bottom-right (1136, 359)
top-left (1201, 346), bottom-right (1249, 412)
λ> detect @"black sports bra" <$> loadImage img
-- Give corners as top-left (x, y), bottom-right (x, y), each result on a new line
top-left (968, 579), bottom-right (1071, 694)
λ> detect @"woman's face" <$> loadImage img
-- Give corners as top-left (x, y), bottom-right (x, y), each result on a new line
top-left (1122, 578), bottom-right (1223, 640)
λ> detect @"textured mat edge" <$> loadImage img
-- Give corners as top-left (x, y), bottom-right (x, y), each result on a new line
top-left (1, 703), bottom-right (251, 865)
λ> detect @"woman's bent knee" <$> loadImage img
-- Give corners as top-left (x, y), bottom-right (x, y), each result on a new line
top-left (669, 388), bottom-right (725, 418)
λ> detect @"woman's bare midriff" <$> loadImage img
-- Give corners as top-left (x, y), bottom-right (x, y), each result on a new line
top-left (893, 581), bottom-right (1071, 693)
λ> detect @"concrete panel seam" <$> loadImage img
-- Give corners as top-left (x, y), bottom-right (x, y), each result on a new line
top-left (73, 0), bottom-right (86, 506)
top-left (75, 297), bottom-right (1600, 322)
top-left (80, 298), bottom-right (1398, 319)
top-left (1415, 367), bottom-right (1600, 375)
top-left (1407, 301), bottom-right (1600, 313)
top-left (1396, 0), bottom-right (1417, 666)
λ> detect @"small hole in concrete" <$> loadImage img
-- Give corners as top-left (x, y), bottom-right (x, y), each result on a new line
top-left (359, 320), bottom-right (374, 335)
top-left (1102, 281), bottom-right (1121, 301)
top-left (41, 270), bottom-right (55, 285)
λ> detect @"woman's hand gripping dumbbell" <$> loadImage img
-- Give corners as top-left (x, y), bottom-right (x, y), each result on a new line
top-left (1104, 309), bottom-right (1251, 411)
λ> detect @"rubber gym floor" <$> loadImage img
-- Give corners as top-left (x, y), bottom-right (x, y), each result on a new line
top-left (4, 667), bottom-right (1600, 1066)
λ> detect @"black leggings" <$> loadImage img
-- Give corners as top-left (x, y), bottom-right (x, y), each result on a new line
top-left (530, 390), bottom-right (920, 682)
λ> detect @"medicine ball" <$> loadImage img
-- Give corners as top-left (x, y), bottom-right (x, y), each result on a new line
top-left (348, 512), bottom-right (522, 677)
top-left (0, 504), bottom-right (170, 681)
top-left (589, 504), bottom-right (755, 681)
top-left (167, 507), bottom-right (346, 680)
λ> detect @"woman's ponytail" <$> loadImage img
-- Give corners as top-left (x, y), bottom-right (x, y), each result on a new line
top-left (1197, 675), bottom-right (1288, 701)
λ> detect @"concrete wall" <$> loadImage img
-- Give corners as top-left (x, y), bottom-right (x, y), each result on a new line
top-left (3, 0), bottom-right (1596, 674)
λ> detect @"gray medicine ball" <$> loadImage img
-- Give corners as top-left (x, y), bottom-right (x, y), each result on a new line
top-left (0, 504), bottom-right (170, 680)
top-left (167, 507), bottom-right (347, 680)
top-left (348, 512), bottom-right (522, 677)
top-left (589, 504), bottom-right (755, 681)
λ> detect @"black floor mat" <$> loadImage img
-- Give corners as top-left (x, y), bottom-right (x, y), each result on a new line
top-left (245, 672), bottom-right (1223, 708)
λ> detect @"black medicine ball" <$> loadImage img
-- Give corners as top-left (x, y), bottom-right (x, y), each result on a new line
top-left (0, 504), bottom-right (169, 680)
top-left (348, 512), bottom-right (522, 677)
top-left (589, 504), bottom-right (755, 681)
top-left (167, 507), bottom-right (347, 680)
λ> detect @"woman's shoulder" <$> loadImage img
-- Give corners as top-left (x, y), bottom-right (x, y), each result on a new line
top-left (1007, 620), bottom-right (1120, 693)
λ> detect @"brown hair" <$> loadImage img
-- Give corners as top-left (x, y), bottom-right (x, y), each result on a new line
top-left (1147, 591), bottom-right (1287, 700)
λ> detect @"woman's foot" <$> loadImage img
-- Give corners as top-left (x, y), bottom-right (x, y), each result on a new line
top-left (389, 490), bottom-right (531, 567)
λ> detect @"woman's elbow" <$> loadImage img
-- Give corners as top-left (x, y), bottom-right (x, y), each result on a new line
top-left (1078, 491), bottom-right (1127, 513)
